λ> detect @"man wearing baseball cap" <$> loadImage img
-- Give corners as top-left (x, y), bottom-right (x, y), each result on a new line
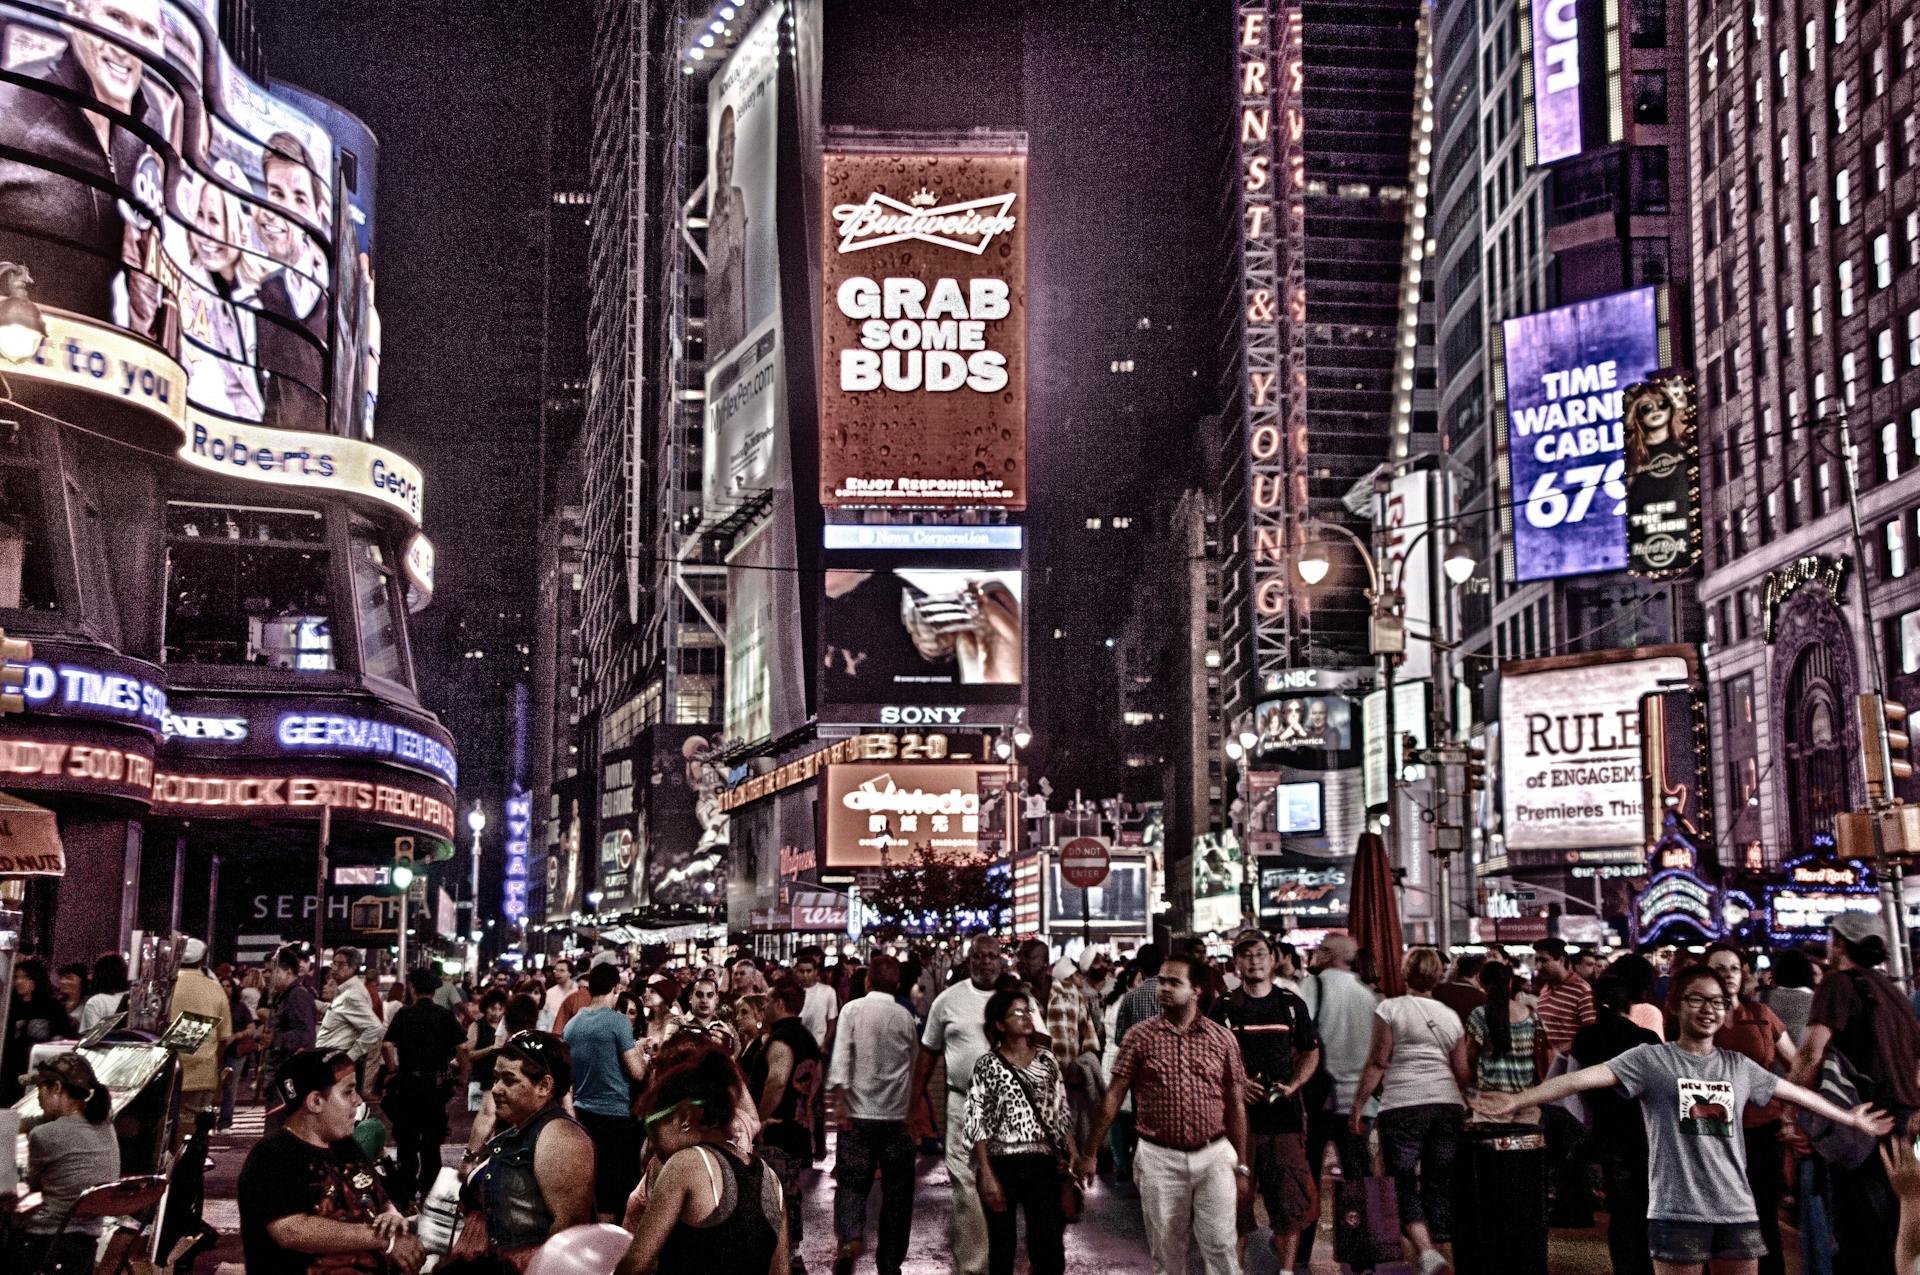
top-left (1790, 909), bottom-right (1920, 1272)
top-left (238, 1049), bottom-right (424, 1273)
top-left (1212, 929), bottom-right (1320, 1273)
top-left (165, 936), bottom-right (232, 1148)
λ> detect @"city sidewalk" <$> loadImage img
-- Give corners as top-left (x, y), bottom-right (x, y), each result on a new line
top-left (192, 1101), bottom-right (1755, 1274)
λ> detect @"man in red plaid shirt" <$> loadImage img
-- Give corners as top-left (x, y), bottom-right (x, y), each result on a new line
top-left (1075, 952), bottom-right (1251, 1275)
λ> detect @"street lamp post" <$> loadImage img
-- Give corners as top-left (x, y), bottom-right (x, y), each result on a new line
top-left (466, 803), bottom-right (486, 975)
top-left (1295, 499), bottom-right (1476, 949)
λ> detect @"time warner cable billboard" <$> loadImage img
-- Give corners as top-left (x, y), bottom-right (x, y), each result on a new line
top-left (1499, 287), bottom-right (1663, 582)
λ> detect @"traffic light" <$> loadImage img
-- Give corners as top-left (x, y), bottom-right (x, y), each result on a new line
top-left (0, 629), bottom-right (31, 715)
top-left (392, 836), bottom-right (416, 891)
top-left (1464, 746), bottom-right (1487, 795)
top-left (1860, 693), bottom-right (1913, 801)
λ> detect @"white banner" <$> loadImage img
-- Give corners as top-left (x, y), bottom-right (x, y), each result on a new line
top-left (1500, 651), bottom-right (1689, 851)
top-left (179, 410), bottom-right (424, 524)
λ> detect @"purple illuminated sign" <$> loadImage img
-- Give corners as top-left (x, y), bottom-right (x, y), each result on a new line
top-left (1503, 288), bottom-right (1660, 582)
top-left (1530, 0), bottom-right (1585, 163)
top-left (503, 788), bottom-right (531, 922)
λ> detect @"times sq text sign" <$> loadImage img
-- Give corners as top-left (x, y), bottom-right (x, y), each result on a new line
top-left (1238, 3), bottom-right (1311, 678)
top-left (819, 148), bottom-right (1027, 509)
top-left (1498, 288), bottom-right (1663, 582)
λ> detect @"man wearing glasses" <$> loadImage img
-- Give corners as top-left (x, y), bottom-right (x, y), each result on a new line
top-left (1478, 964), bottom-right (1893, 1274)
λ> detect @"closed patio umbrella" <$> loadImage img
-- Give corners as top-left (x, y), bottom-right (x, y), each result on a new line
top-left (1347, 830), bottom-right (1405, 998)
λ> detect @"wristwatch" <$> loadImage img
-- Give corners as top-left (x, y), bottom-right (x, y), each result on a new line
top-left (1233, 1164), bottom-right (1252, 1178)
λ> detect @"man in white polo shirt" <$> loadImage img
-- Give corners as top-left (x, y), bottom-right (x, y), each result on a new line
top-left (912, 935), bottom-right (1006, 1275)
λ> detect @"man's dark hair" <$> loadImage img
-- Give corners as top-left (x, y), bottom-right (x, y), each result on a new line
top-left (1133, 944), bottom-right (1165, 978)
top-left (91, 952), bottom-right (129, 995)
top-left (770, 977), bottom-right (806, 1015)
top-left (1531, 938), bottom-right (1568, 961)
top-left (1159, 951), bottom-right (1200, 983)
top-left (1592, 975), bottom-right (1634, 1017)
top-left (408, 968), bottom-right (438, 997)
top-left (1771, 948), bottom-right (1817, 989)
top-left (1452, 952), bottom-right (1488, 982)
top-left (506, 993), bottom-right (541, 1033)
top-left (869, 953), bottom-right (902, 995)
top-left (588, 963), bottom-right (623, 997)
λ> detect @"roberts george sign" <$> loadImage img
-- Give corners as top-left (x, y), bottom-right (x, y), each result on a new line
top-left (819, 146), bottom-right (1028, 510)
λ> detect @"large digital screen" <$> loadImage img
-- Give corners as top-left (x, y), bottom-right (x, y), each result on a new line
top-left (1528, 0), bottom-right (1585, 163)
top-left (1499, 646), bottom-right (1692, 855)
top-left (1501, 288), bottom-right (1661, 581)
top-left (0, 0), bottom-right (350, 433)
top-left (819, 146), bottom-right (1027, 509)
top-left (1253, 694), bottom-right (1354, 757)
top-left (1273, 781), bottom-right (1324, 834)
top-left (1045, 860), bottom-right (1148, 926)
top-left (702, 7), bottom-right (786, 513)
top-left (822, 762), bottom-right (1004, 868)
top-left (820, 555), bottom-right (1025, 726)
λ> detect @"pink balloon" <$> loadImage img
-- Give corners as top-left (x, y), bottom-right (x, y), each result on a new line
top-left (526, 1224), bottom-right (635, 1275)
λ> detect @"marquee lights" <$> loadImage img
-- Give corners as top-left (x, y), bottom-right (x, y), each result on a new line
top-left (276, 713), bottom-right (459, 787)
top-left (1239, 2), bottom-right (1310, 667)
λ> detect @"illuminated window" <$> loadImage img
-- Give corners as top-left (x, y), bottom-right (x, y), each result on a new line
top-left (1877, 234), bottom-right (1894, 288)
top-left (351, 518), bottom-right (411, 686)
top-left (1835, 169), bottom-right (1852, 225)
top-left (164, 501), bottom-right (333, 669)
top-left (1881, 329), bottom-right (1897, 384)
top-left (1889, 518), bottom-right (1908, 580)
top-left (0, 424), bottom-right (60, 613)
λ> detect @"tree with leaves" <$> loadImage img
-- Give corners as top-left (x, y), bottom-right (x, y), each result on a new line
top-left (859, 842), bottom-right (1010, 938)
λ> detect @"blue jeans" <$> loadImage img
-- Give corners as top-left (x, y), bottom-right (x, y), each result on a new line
top-left (1797, 1155), bottom-right (1834, 1275)
top-left (1376, 1103), bottom-right (1462, 1241)
top-left (832, 1119), bottom-right (915, 1272)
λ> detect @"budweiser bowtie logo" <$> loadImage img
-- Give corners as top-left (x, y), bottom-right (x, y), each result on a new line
top-left (832, 190), bottom-right (1019, 256)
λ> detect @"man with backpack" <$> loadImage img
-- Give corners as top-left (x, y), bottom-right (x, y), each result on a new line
top-left (1791, 912), bottom-right (1920, 1273)
top-left (1211, 931), bottom-right (1320, 1274)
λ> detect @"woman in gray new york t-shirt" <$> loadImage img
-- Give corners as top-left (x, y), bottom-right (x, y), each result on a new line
top-left (1477, 965), bottom-right (1890, 1273)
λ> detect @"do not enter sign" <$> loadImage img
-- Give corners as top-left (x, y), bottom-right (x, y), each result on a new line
top-left (1059, 836), bottom-right (1111, 889)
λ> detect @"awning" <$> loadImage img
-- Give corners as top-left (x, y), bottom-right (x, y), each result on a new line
top-left (0, 792), bottom-right (64, 876)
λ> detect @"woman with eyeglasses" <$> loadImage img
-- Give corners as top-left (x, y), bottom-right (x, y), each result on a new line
top-left (454, 1031), bottom-right (596, 1270)
top-left (1349, 947), bottom-right (1469, 1275)
top-left (965, 985), bottom-right (1077, 1275)
top-left (1480, 964), bottom-right (1894, 1275)
top-left (616, 1049), bottom-right (786, 1275)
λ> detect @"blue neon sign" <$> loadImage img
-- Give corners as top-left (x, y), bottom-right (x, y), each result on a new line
top-left (502, 789), bottom-right (531, 922)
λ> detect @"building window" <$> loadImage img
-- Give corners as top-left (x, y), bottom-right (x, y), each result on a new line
top-left (1881, 329), bottom-right (1898, 384)
top-left (1905, 212), bottom-right (1920, 270)
top-left (1835, 169), bottom-right (1852, 224)
top-left (350, 518), bottom-right (410, 686)
top-left (1839, 260), bottom-right (1856, 315)
top-left (1832, 0), bottom-right (1846, 43)
top-left (1633, 70), bottom-right (1669, 123)
top-left (1630, 0), bottom-right (1667, 44)
top-left (1869, 41), bottom-right (1888, 98)
top-left (1817, 461), bottom-right (1834, 514)
top-left (1843, 353), bottom-right (1859, 405)
top-left (1833, 81), bottom-right (1851, 135)
top-left (1905, 115), bottom-right (1920, 173)
top-left (1724, 673), bottom-right (1760, 852)
top-left (1765, 489), bottom-right (1780, 539)
top-left (1910, 310), bottom-right (1920, 366)
top-left (1876, 233), bottom-right (1894, 287)
top-left (1785, 640), bottom-right (1851, 854)
top-left (164, 502), bottom-right (333, 669)
top-left (1874, 139), bottom-right (1890, 195)
top-left (1886, 421), bottom-right (1903, 480)
top-left (1811, 284), bottom-right (1825, 335)
top-left (0, 425), bottom-right (60, 613)
top-left (1890, 519), bottom-right (1909, 579)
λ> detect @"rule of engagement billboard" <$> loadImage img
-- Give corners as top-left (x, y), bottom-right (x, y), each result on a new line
top-left (703, 8), bottom-right (786, 514)
top-left (823, 762), bottom-right (1004, 867)
top-left (819, 146), bottom-right (1027, 509)
top-left (1501, 287), bottom-right (1662, 582)
top-left (1499, 645), bottom-right (1693, 856)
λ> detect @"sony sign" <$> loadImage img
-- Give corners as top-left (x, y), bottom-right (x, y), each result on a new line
top-left (879, 705), bottom-right (966, 725)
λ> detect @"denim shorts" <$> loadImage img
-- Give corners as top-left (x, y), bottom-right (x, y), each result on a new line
top-left (1647, 1219), bottom-right (1768, 1262)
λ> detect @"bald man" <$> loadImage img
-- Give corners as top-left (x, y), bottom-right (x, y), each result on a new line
top-left (1295, 936), bottom-right (1380, 1271)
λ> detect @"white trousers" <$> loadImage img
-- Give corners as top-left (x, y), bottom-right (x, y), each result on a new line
top-left (943, 1091), bottom-right (989, 1275)
top-left (1134, 1136), bottom-right (1241, 1275)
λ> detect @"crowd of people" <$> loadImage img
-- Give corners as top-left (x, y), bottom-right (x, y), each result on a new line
top-left (19, 913), bottom-right (1920, 1273)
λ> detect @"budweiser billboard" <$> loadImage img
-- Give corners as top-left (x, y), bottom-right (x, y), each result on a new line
top-left (819, 144), bottom-right (1028, 509)
top-left (822, 762), bottom-right (1007, 867)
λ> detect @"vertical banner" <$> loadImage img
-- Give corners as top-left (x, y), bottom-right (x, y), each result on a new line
top-left (1524, 0), bottom-right (1585, 163)
top-left (1641, 680), bottom-right (1712, 861)
top-left (1624, 371), bottom-right (1701, 579)
top-left (703, 6), bottom-right (788, 513)
top-left (1379, 467), bottom-right (1432, 680)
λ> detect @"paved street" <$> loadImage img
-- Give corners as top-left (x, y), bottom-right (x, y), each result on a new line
top-left (192, 1099), bottom-right (1704, 1273)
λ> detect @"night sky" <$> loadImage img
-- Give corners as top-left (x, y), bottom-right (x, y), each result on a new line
top-left (254, 0), bottom-right (1227, 799)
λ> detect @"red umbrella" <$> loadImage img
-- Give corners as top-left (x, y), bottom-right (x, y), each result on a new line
top-left (1348, 831), bottom-right (1406, 998)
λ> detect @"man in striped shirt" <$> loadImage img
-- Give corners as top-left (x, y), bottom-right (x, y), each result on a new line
top-left (1532, 937), bottom-right (1598, 1227)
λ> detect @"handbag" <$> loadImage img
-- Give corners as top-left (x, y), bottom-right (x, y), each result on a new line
top-left (1332, 1174), bottom-right (1402, 1268)
top-left (996, 1051), bottom-right (1086, 1224)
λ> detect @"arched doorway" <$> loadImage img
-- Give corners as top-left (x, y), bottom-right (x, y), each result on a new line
top-left (1782, 640), bottom-right (1851, 852)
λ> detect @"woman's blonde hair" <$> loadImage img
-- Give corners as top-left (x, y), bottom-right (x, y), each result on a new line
top-left (1403, 946), bottom-right (1445, 993)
